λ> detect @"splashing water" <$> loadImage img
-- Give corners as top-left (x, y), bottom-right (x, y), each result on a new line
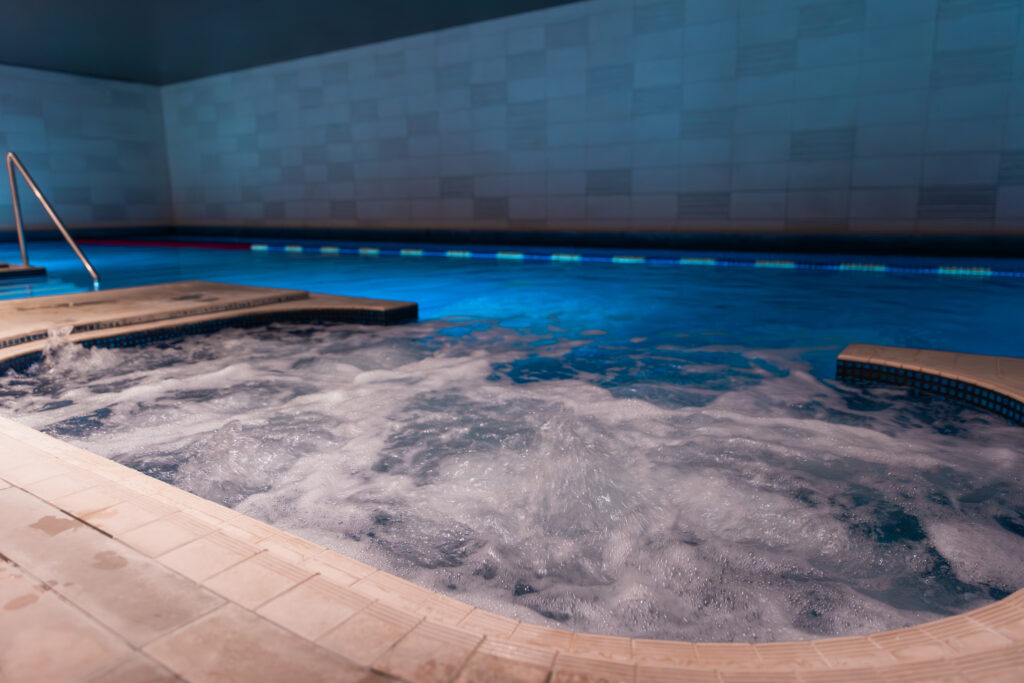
top-left (2, 316), bottom-right (1023, 643)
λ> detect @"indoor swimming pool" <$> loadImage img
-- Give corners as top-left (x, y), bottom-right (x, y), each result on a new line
top-left (1, 240), bottom-right (1024, 642)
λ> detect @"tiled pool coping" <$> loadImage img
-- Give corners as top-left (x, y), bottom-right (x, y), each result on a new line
top-left (837, 343), bottom-right (1024, 426)
top-left (0, 288), bottom-right (1022, 681)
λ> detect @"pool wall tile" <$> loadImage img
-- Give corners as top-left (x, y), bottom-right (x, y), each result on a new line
top-left (144, 0), bottom-right (1024, 237)
top-left (2, 1), bottom-right (1024, 242)
top-left (0, 64), bottom-right (172, 235)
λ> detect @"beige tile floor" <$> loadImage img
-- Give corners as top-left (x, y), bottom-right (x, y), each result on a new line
top-left (0, 289), bottom-right (1022, 681)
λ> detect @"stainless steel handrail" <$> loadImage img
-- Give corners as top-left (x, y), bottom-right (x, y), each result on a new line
top-left (6, 151), bottom-right (100, 289)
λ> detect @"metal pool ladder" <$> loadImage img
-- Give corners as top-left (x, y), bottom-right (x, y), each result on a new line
top-left (6, 151), bottom-right (100, 290)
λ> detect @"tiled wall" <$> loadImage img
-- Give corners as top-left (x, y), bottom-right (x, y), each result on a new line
top-left (159, 0), bottom-right (1024, 235)
top-left (7, 0), bottom-right (1024, 237)
top-left (0, 65), bottom-right (172, 232)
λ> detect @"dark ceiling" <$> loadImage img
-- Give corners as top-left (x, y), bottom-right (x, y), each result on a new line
top-left (0, 0), bottom-right (584, 85)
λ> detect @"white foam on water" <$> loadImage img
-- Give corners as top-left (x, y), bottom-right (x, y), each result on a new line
top-left (2, 320), bottom-right (1023, 642)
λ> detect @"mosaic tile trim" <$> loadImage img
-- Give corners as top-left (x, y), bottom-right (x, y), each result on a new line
top-left (836, 360), bottom-right (1024, 425)
top-left (0, 307), bottom-right (416, 377)
top-left (0, 351), bottom-right (42, 376)
top-left (0, 333), bottom-right (49, 350)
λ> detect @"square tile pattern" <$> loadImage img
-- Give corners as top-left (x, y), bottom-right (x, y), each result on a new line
top-left (5, 0), bottom-right (1024, 235)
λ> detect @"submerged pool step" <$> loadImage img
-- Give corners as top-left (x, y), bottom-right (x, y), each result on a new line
top-left (0, 278), bottom-right (85, 301)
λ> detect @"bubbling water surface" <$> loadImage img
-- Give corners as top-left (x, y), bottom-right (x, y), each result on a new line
top-left (2, 318), bottom-right (1023, 642)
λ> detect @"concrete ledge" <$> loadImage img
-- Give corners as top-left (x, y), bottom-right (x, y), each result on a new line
top-left (837, 343), bottom-right (1024, 425)
top-left (0, 281), bottom-right (418, 374)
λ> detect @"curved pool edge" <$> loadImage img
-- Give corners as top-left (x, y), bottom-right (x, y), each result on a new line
top-left (0, 287), bottom-right (1022, 680)
top-left (0, 415), bottom-right (1022, 681)
top-left (837, 342), bottom-right (1024, 426)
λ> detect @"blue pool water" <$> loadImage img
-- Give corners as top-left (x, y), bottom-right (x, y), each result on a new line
top-left (5, 240), bottom-right (1024, 370)
top-left (2, 239), bottom-right (1024, 642)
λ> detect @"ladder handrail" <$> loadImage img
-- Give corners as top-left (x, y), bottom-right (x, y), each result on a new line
top-left (6, 152), bottom-right (100, 290)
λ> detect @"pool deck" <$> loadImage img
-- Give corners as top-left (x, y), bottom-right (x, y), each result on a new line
top-left (0, 287), bottom-right (1022, 681)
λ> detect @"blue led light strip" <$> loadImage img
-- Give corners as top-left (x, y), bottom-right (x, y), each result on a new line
top-left (249, 243), bottom-right (1022, 278)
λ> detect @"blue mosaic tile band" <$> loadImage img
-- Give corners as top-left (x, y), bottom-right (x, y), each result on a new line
top-left (0, 307), bottom-right (416, 377)
top-left (0, 351), bottom-right (42, 376)
top-left (252, 243), bottom-right (1015, 279)
top-left (836, 360), bottom-right (1024, 425)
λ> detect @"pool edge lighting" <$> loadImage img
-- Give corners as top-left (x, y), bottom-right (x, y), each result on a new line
top-left (197, 241), bottom-right (1024, 280)
top-left (937, 266), bottom-right (993, 277)
top-left (755, 260), bottom-right (797, 269)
